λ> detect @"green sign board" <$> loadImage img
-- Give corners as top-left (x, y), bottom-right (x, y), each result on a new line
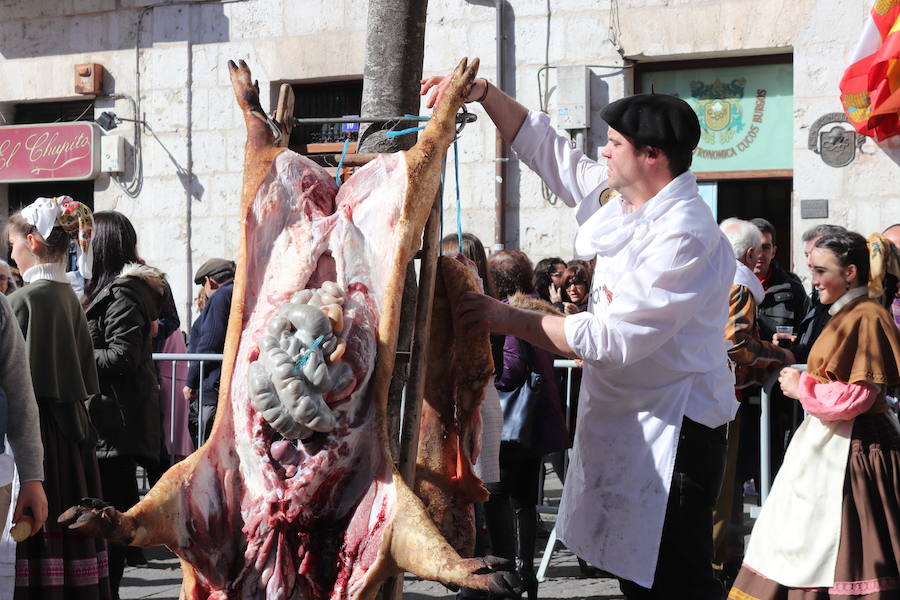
top-left (640, 63), bottom-right (793, 172)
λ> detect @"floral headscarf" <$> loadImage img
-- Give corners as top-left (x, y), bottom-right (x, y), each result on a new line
top-left (20, 196), bottom-right (94, 278)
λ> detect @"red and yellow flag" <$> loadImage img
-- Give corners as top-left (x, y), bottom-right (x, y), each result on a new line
top-left (840, 0), bottom-right (900, 141)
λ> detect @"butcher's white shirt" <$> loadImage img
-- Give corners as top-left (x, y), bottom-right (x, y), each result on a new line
top-left (512, 111), bottom-right (737, 587)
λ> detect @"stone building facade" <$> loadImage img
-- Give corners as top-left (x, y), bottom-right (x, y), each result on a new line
top-left (0, 0), bottom-right (895, 326)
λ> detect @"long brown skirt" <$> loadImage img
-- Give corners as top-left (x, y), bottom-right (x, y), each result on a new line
top-left (15, 406), bottom-right (112, 600)
top-left (728, 412), bottom-right (900, 600)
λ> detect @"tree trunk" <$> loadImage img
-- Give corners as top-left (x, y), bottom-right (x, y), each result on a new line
top-left (359, 4), bottom-right (431, 600)
top-left (358, 0), bottom-right (429, 154)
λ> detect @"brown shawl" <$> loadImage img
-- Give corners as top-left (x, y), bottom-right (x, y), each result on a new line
top-left (806, 296), bottom-right (900, 386)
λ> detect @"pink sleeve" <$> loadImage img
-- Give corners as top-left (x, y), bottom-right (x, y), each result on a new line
top-left (798, 372), bottom-right (878, 421)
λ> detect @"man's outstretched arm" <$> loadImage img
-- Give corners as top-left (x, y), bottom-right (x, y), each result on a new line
top-left (457, 291), bottom-right (576, 359)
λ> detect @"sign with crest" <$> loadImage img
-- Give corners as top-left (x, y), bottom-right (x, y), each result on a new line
top-left (640, 63), bottom-right (793, 173)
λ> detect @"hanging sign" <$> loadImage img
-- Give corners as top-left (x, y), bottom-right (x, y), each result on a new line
top-left (0, 122), bottom-right (102, 183)
top-left (640, 63), bottom-right (793, 172)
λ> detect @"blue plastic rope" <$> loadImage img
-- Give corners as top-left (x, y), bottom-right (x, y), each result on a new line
top-left (294, 334), bottom-right (326, 373)
top-left (453, 140), bottom-right (462, 255)
top-left (335, 138), bottom-right (350, 187)
top-left (439, 164), bottom-right (445, 251)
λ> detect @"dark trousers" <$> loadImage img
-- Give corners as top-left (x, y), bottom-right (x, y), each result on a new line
top-left (98, 456), bottom-right (140, 600)
top-left (618, 418), bottom-right (727, 600)
top-left (188, 401), bottom-right (217, 447)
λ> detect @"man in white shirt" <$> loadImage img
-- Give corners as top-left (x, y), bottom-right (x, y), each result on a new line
top-left (423, 72), bottom-right (737, 598)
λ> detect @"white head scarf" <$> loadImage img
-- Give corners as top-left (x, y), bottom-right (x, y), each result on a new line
top-left (20, 196), bottom-right (94, 279)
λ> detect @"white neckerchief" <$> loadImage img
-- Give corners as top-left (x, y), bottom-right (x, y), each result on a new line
top-left (828, 285), bottom-right (867, 316)
top-left (573, 171), bottom-right (698, 259)
top-left (22, 262), bottom-right (69, 284)
top-left (733, 260), bottom-right (765, 304)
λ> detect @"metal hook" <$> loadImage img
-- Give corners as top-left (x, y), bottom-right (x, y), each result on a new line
top-left (453, 105), bottom-right (477, 141)
top-left (265, 114), bottom-right (283, 145)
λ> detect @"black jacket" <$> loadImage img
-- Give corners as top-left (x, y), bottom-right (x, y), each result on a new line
top-left (186, 280), bottom-right (233, 406)
top-left (85, 264), bottom-right (165, 460)
top-left (757, 261), bottom-right (810, 344)
top-left (790, 290), bottom-right (831, 364)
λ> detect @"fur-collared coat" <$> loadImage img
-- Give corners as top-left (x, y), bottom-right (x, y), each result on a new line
top-left (85, 263), bottom-right (166, 460)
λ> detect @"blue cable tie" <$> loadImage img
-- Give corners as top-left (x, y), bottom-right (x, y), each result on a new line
top-left (294, 334), bottom-right (326, 373)
top-left (386, 125), bottom-right (427, 138)
top-left (335, 138), bottom-right (350, 187)
top-left (454, 140), bottom-right (462, 255)
top-left (403, 114), bottom-right (431, 121)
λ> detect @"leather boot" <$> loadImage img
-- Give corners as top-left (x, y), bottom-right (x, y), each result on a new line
top-left (513, 502), bottom-right (538, 600)
top-left (484, 485), bottom-right (516, 561)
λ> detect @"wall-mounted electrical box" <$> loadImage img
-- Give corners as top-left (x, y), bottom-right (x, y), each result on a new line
top-left (75, 63), bottom-right (104, 95)
top-left (100, 135), bottom-right (126, 173)
top-left (556, 65), bottom-right (591, 130)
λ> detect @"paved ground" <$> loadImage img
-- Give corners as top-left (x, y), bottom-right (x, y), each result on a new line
top-left (120, 468), bottom-right (625, 599)
top-left (119, 469), bottom-right (757, 599)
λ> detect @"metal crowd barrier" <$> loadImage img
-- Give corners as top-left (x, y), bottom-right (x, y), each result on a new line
top-left (152, 352), bottom-right (224, 450)
top-left (536, 358), bottom-right (579, 582)
top-left (759, 363), bottom-right (807, 505)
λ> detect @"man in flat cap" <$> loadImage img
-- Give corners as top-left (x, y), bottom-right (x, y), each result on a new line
top-left (184, 258), bottom-right (236, 445)
top-left (422, 74), bottom-right (736, 598)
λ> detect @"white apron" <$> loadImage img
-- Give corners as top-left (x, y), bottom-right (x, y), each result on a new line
top-left (743, 416), bottom-right (853, 587)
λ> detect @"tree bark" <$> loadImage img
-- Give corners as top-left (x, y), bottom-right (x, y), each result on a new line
top-left (358, 0), bottom-right (429, 154)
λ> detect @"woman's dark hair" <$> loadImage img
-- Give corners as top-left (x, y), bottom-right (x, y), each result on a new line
top-left (441, 232), bottom-right (496, 299)
top-left (813, 231), bottom-right (870, 288)
top-left (84, 211), bottom-right (140, 304)
top-left (488, 250), bottom-right (533, 299)
top-left (562, 262), bottom-right (593, 302)
top-left (7, 213), bottom-right (71, 261)
top-left (533, 257), bottom-right (565, 302)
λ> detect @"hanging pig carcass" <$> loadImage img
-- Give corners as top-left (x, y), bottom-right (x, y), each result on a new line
top-left (59, 58), bottom-right (519, 600)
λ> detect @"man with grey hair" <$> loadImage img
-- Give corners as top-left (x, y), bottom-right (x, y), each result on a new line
top-left (714, 218), bottom-right (791, 582)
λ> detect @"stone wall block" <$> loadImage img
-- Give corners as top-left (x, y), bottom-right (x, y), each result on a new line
top-left (228, 0), bottom-right (284, 39)
top-left (190, 130), bottom-right (230, 175)
top-left (140, 132), bottom-right (188, 179)
top-left (149, 5), bottom-right (188, 44)
top-left (146, 88), bottom-right (189, 132)
top-left (191, 2), bottom-right (230, 44)
top-left (191, 44), bottom-right (221, 88)
top-left (197, 170), bottom-right (242, 218)
top-left (190, 87), bottom-right (210, 131)
top-left (71, 0), bottom-right (118, 14)
top-left (142, 44), bottom-right (189, 89)
top-left (282, 0), bottom-right (350, 36)
top-left (206, 86), bottom-right (242, 131)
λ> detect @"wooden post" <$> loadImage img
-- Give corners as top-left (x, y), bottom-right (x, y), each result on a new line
top-left (397, 189), bottom-right (442, 484)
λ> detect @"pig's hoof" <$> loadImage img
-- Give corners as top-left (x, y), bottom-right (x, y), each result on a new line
top-left (467, 556), bottom-right (523, 597)
top-left (58, 498), bottom-right (131, 542)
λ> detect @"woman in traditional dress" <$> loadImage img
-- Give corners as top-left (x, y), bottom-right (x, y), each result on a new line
top-left (729, 230), bottom-right (900, 599)
top-left (7, 196), bottom-right (111, 599)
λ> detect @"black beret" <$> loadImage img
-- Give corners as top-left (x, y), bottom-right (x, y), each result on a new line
top-left (194, 258), bottom-right (235, 285)
top-left (600, 93), bottom-right (700, 153)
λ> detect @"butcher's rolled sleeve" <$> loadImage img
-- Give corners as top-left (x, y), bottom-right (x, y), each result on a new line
top-left (511, 111), bottom-right (608, 211)
top-left (564, 233), bottom-right (717, 369)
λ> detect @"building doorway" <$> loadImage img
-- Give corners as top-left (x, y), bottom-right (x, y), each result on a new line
top-left (717, 178), bottom-right (793, 271)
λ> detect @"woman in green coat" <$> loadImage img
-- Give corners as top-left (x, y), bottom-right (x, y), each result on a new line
top-left (7, 196), bottom-right (111, 600)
